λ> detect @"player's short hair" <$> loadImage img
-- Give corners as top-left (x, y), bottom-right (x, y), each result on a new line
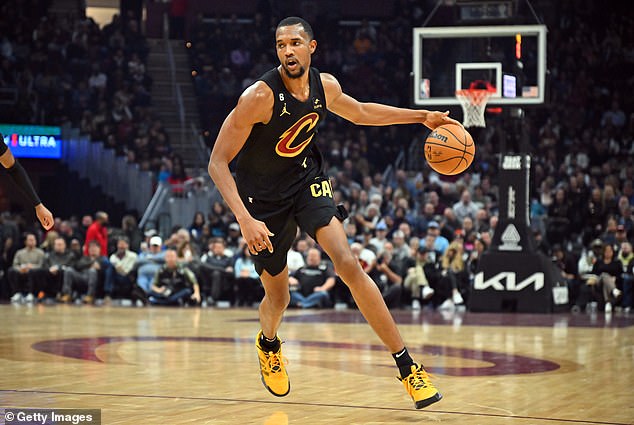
top-left (276, 16), bottom-right (314, 40)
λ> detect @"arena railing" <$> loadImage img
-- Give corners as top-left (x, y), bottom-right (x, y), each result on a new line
top-left (61, 126), bottom-right (154, 215)
top-left (138, 175), bottom-right (223, 237)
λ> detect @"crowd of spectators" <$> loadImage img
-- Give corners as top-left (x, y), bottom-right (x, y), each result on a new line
top-left (0, 2), bottom-right (632, 314)
top-left (0, 0), bottom-right (182, 178)
top-left (0, 209), bottom-right (250, 307)
top-left (1, 164), bottom-right (631, 314)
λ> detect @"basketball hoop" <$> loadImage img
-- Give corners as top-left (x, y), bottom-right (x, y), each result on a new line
top-left (456, 81), bottom-right (496, 128)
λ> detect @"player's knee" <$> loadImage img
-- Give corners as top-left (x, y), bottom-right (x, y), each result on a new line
top-left (266, 290), bottom-right (290, 311)
top-left (333, 252), bottom-right (362, 283)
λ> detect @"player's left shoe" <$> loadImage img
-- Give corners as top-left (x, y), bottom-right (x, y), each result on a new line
top-left (400, 363), bottom-right (442, 409)
top-left (255, 331), bottom-right (290, 397)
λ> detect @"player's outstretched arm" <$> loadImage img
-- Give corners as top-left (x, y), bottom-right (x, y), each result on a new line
top-left (0, 134), bottom-right (54, 230)
top-left (208, 82), bottom-right (275, 255)
top-left (321, 73), bottom-right (461, 130)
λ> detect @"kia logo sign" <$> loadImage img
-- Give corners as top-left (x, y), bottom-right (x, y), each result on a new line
top-left (474, 271), bottom-right (544, 291)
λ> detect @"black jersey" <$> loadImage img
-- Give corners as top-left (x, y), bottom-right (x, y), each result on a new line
top-left (235, 67), bottom-right (327, 202)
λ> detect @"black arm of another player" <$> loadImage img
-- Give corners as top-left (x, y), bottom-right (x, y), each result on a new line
top-left (0, 133), bottom-right (54, 230)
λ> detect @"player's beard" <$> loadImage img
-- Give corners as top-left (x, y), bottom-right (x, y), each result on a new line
top-left (283, 63), bottom-right (306, 79)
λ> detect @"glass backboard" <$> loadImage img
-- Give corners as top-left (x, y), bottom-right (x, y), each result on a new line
top-left (413, 25), bottom-right (547, 106)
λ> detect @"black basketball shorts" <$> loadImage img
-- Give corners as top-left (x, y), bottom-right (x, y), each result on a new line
top-left (241, 175), bottom-right (347, 277)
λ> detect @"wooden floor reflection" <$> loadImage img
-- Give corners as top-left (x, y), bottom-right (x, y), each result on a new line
top-left (1, 304), bottom-right (632, 425)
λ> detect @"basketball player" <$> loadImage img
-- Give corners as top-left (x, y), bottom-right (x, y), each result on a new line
top-left (208, 17), bottom-right (460, 409)
top-left (0, 133), bottom-right (53, 230)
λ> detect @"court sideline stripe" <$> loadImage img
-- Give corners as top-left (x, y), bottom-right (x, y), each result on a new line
top-left (1, 389), bottom-right (627, 425)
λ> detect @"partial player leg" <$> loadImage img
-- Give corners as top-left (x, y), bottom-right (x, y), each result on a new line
top-left (255, 267), bottom-right (291, 397)
top-left (316, 218), bottom-right (404, 352)
top-left (316, 217), bottom-right (442, 408)
top-left (258, 267), bottom-right (290, 338)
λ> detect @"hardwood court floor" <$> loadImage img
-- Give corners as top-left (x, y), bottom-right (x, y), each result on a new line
top-left (0, 304), bottom-right (632, 425)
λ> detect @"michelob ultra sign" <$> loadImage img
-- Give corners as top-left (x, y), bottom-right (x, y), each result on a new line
top-left (0, 124), bottom-right (62, 159)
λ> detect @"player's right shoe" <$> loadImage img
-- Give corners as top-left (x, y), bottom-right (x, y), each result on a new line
top-left (255, 331), bottom-right (290, 397)
top-left (400, 363), bottom-right (442, 409)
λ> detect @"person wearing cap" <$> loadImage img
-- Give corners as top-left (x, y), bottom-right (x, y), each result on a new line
top-left (426, 221), bottom-right (449, 254)
top-left (141, 228), bottom-right (158, 253)
top-left (134, 235), bottom-right (165, 294)
top-left (368, 221), bottom-right (389, 254)
top-left (0, 132), bottom-right (54, 230)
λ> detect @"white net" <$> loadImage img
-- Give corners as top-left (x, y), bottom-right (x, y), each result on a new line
top-left (456, 89), bottom-right (494, 128)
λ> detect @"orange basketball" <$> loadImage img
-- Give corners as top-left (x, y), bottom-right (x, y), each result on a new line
top-left (424, 124), bottom-right (475, 175)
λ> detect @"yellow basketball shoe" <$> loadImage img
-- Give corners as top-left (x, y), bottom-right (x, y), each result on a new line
top-left (400, 364), bottom-right (442, 409)
top-left (255, 331), bottom-right (290, 397)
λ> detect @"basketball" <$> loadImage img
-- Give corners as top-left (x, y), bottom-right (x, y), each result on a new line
top-left (424, 124), bottom-right (475, 175)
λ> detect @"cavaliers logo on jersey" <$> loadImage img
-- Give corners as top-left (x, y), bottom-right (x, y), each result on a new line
top-left (275, 112), bottom-right (320, 158)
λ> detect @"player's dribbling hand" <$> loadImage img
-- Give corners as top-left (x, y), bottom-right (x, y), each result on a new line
top-left (423, 110), bottom-right (462, 130)
top-left (35, 203), bottom-right (54, 230)
top-left (239, 216), bottom-right (274, 255)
